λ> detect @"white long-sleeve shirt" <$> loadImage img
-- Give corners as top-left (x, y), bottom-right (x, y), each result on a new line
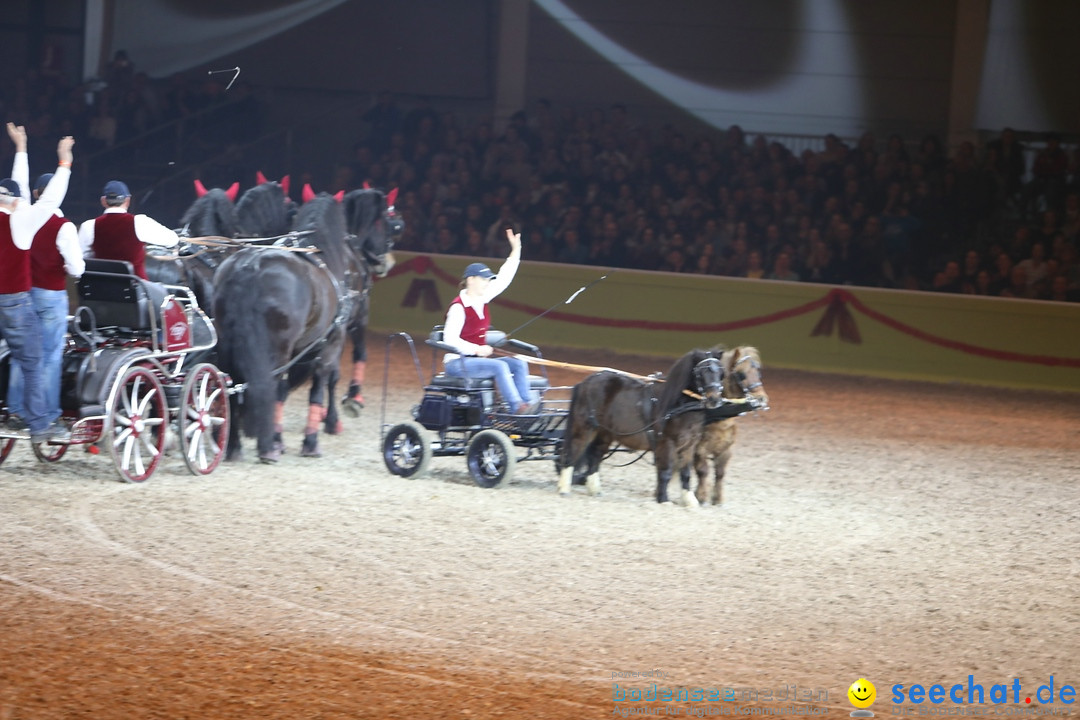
top-left (49, 211), bottom-right (85, 278)
top-left (0, 160), bottom-right (71, 251)
top-left (442, 254), bottom-right (520, 362)
top-left (77, 207), bottom-right (180, 255)
top-left (10, 151), bottom-right (84, 278)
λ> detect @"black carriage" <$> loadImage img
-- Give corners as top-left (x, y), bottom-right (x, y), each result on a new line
top-left (0, 259), bottom-right (230, 482)
top-left (379, 328), bottom-right (569, 488)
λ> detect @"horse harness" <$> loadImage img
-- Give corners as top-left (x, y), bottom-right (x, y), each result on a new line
top-left (591, 355), bottom-right (726, 463)
top-left (265, 233), bottom-right (363, 379)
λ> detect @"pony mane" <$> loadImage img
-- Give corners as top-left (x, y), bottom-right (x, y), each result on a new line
top-left (179, 189), bottom-right (238, 238)
top-left (236, 182), bottom-right (293, 238)
top-left (343, 188), bottom-right (384, 237)
top-left (293, 193), bottom-right (348, 276)
top-left (656, 347), bottom-right (715, 416)
top-left (343, 187), bottom-right (394, 266)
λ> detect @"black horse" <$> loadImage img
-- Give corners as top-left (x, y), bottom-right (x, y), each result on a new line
top-left (341, 187), bottom-right (400, 416)
top-left (555, 348), bottom-right (727, 504)
top-left (213, 188), bottom-right (395, 463)
top-left (145, 184), bottom-right (238, 311)
top-left (235, 173), bottom-right (295, 239)
top-left (146, 177), bottom-right (296, 314)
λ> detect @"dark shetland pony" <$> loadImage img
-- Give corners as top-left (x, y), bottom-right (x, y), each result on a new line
top-left (555, 348), bottom-right (728, 504)
top-left (212, 187), bottom-right (395, 463)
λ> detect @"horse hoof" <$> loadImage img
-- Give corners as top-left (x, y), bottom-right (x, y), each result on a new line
top-left (325, 420), bottom-right (344, 435)
top-left (559, 492), bottom-right (571, 498)
top-left (300, 447), bottom-right (322, 458)
top-left (259, 450), bottom-right (280, 464)
top-left (342, 397), bottom-right (364, 418)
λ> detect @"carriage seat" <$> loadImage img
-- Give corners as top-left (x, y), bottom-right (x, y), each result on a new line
top-left (77, 259), bottom-right (168, 332)
top-left (428, 373), bottom-right (549, 391)
top-left (425, 326), bottom-right (548, 391)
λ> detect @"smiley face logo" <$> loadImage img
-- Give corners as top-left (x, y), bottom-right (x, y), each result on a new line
top-left (848, 678), bottom-right (876, 709)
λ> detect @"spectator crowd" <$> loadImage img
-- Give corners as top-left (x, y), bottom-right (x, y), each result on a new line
top-left (4, 51), bottom-right (1079, 305)
top-left (340, 95), bottom-right (1080, 303)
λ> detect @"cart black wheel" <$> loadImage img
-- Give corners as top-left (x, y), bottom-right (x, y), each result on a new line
top-left (32, 439), bottom-right (68, 463)
top-left (383, 421), bottom-right (431, 478)
top-left (178, 363), bottom-right (230, 475)
top-left (0, 438), bottom-right (14, 466)
top-left (105, 365), bottom-right (168, 483)
top-left (466, 429), bottom-right (516, 489)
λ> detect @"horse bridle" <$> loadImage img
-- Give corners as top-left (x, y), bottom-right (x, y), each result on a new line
top-left (729, 354), bottom-right (763, 394)
top-left (693, 356), bottom-right (725, 400)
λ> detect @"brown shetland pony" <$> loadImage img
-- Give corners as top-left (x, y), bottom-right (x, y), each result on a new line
top-left (556, 348), bottom-right (727, 503)
top-left (690, 346), bottom-right (768, 506)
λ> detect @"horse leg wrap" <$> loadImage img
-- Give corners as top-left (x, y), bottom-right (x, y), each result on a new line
top-left (342, 362), bottom-right (366, 417)
top-left (304, 404), bottom-right (324, 434)
top-left (272, 423), bottom-right (286, 455)
top-left (301, 405), bottom-right (323, 457)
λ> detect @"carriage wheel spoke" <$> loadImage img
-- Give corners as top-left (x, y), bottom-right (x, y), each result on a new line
top-left (140, 431), bottom-right (160, 458)
top-left (136, 387), bottom-right (157, 416)
top-left (187, 429), bottom-right (203, 462)
top-left (132, 441), bottom-right (145, 477)
top-left (121, 435), bottom-right (135, 469)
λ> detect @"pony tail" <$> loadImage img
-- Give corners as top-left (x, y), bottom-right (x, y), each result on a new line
top-left (556, 382), bottom-right (582, 473)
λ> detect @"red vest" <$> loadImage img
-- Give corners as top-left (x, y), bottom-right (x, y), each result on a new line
top-left (31, 213), bottom-right (69, 291)
top-left (0, 213), bottom-right (32, 294)
top-left (451, 296), bottom-right (490, 347)
top-left (92, 213), bottom-right (146, 279)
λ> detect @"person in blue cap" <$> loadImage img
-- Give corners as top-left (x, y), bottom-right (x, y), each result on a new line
top-left (441, 227), bottom-right (538, 414)
top-left (77, 179), bottom-right (178, 279)
top-left (0, 124), bottom-right (75, 444)
top-left (6, 159), bottom-right (85, 432)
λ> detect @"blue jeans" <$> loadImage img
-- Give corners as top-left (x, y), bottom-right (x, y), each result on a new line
top-left (445, 355), bottom-right (536, 409)
top-left (8, 287), bottom-right (69, 424)
top-left (0, 291), bottom-right (49, 433)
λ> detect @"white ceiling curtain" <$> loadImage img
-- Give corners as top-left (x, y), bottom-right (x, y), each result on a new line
top-left (109, 0), bottom-right (350, 78)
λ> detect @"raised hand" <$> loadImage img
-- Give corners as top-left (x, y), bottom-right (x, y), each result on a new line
top-left (57, 136), bottom-right (74, 165)
top-left (6, 123), bottom-right (27, 152)
top-left (505, 227), bottom-right (521, 252)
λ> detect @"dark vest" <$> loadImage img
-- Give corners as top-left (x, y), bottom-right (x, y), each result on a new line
top-left (0, 213), bottom-right (32, 294)
top-left (450, 295), bottom-right (489, 348)
top-left (92, 213), bottom-right (146, 279)
top-left (31, 213), bottom-right (69, 291)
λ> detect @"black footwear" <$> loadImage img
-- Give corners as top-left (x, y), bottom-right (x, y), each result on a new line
top-left (31, 423), bottom-right (71, 445)
top-left (5, 415), bottom-right (28, 431)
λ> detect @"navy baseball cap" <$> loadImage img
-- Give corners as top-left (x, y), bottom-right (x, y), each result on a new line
top-left (0, 178), bottom-right (21, 197)
top-left (463, 262), bottom-right (496, 279)
top-left (103, 180), bottom-right (130, 199)
top-left (34, 173), bottom-right (53, 192)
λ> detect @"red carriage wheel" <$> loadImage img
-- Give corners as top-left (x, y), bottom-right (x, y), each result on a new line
top-left (178, 363), bottom-right (229, 475)
top-left (0, 438), bottom-right (14, 466)
top-left (32, 439), bottom-right (68, 463)
top-left (105, 365), bottom-right (168, 483)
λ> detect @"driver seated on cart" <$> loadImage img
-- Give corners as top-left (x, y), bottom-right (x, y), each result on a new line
top-left (441, 227), bottom-right (539, 415)
top-left (78, 180), bottom-right (179, 280)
